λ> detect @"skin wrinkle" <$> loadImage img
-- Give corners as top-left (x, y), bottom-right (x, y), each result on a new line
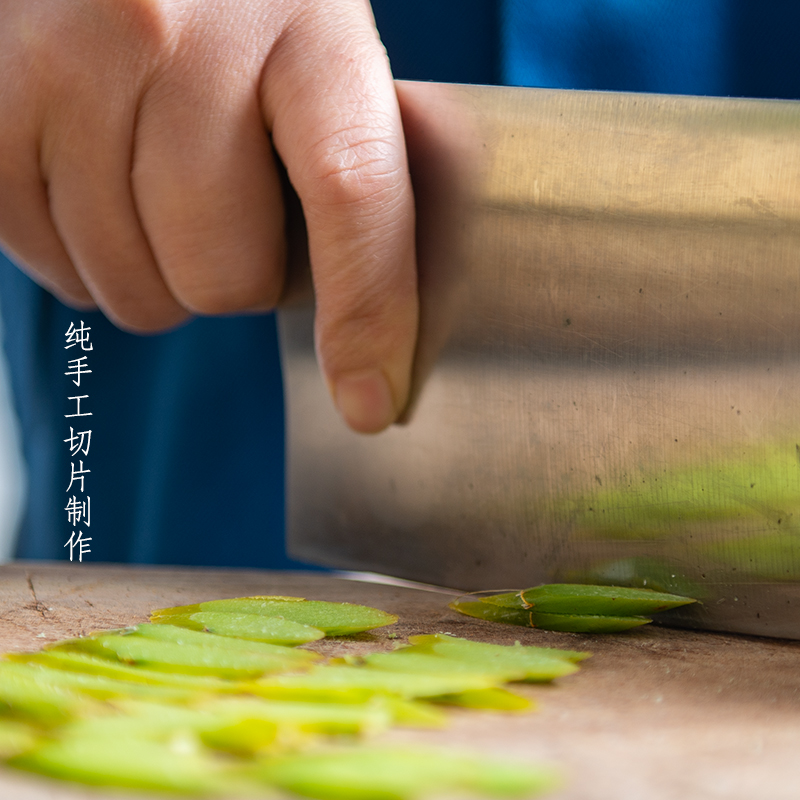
top-left (303, 113), bottom-right (399, 168)
top-left (289, 107), bottom-right (407, 233)
top-left (321, 262), bottom-right (410, 314)
top-left (310, 220), bottom-right (412, 305)
top-left (304, 150), bottom-right (405, 218)
top-left (307, 184), bottom-right (413, 326)
top-left (316, 300), bottom-right (415, 362)
top-left (270, 37), bottom-right (402, 210)
top-left (314, 237), bottom-right (416, 345)
top-left (141, 195), bottom-right (286, 316)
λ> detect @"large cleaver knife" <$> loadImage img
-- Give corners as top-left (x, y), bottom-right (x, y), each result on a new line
top-left (278, 81), bottom-right (800, 639)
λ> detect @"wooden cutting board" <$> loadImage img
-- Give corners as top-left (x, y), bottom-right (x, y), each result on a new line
top-left (1, 561), bottom-right (799, 800)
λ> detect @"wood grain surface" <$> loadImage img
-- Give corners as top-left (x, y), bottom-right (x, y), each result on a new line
top-left (1, 561), bottom-right (799, 800)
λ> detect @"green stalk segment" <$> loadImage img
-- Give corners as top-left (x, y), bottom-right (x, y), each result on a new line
top-left (451, 584), bottom-right (696, 633)
top-left (0, 668), bottom-right (100, 724)
top-left (486, 585), bottom-right (696, 616)
top-left (451, 599), bottom-right (651, 632)
top-left (430, 687), bottom-right (533, 712)
top-left (8, 733), bottom-right (250, 795)
top-left (252, 746), bottom-right (560, 800)
top-left (0, 720), bottom-right (38, 758)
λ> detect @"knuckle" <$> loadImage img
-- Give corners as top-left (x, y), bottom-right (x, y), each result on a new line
top-left (304, 124), bottom-right (406, 213)
top-left (5, 0), bottom-right (171, 118)
top-left (78, 0), bottom-right (171, 53)
top-left (113, 0), bottom-right (173, 61)
top-left (43, 0), bottom-right (169, 66)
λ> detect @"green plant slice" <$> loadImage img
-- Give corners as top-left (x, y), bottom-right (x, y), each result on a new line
top-left (0, 661), bottom-right (201, 703)
top-left (12, 650), bottom-right (248, 692)
top-left (482, 585), bottom-right (696, 616)
top-left (64, 694), bottom-right (393, 742)
top-left (52, 634), bottom-right (314, 679)
top-left (147, 612), bottom-right (325, 646)
top-left (378, 697), bottom-right (447, 727)
top-left (253, 665), bottom-right (501, 700)
top-left (192, 612), bottom-right (325, 645)
top-left (407, 634), bottom-right (589, 676)
top-left (0, 721), bottom-right (40, 758)
top-left (153, 597), bottom-right (398, 636)
top-left (148, 607), bottom-right (206, 631)
top-left (250, 670), bottom-right (461, 726)
top-left (195, 697), bottom-right (395, 736)
top-left (8, 732), bottom-right (255, 795)
top-left (62, 701), bottom-right (280, 753)
top-left (252, 746), bottom-right (560, 800)
top-left (131, 621), bottom-right (324, 653)
top-left (407, 647), bottom-right (577, 682)
top-left (409, 633), bottom-right (589, 662)
top-left (0, 668), bottom-right (102, 724)
top-left (430, 687), bottom-right (533, 712)
top-left (359, 651), bottom-right (529, 682)
top-left (65, 704), bottom-right (286, 752)
top-left (198, 717), bottom-right (284, 756)
top-left (366, 638), bottom-right (579, 683)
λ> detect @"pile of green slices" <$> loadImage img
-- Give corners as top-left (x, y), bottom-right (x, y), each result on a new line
top-left (0, 596), bottom-right (583, 798)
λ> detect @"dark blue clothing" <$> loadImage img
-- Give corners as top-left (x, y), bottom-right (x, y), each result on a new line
top-left (2, 0), bottom-right (799, 566)
top-left (0, 264), bottom-right (292, 567)
top-left (502, 0), bottom-right (800, 99)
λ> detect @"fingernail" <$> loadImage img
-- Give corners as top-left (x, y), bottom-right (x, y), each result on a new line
top-left (334, 369), bottom-right (396, 433)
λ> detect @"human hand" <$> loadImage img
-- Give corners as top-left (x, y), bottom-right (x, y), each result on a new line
top-left (0, 0), bottom-right (417, 433)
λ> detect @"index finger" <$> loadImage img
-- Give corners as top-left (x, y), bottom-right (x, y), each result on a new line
top-left (261, 2), bottom-right (417, 434)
